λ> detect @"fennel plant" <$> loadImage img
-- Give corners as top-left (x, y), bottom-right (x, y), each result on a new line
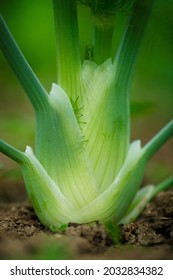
top-left (0, 0), bottom-right (173, 231)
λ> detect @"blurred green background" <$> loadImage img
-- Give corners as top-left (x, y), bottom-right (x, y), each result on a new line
top-left (0, 0), bottom-right (173, 183)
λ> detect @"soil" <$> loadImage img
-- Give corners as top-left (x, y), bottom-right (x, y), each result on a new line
top-left (0, 180), bottom-right (173, 260)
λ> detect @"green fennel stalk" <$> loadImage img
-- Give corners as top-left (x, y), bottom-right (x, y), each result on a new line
top-left (0, 0), bottom-right (173, 230)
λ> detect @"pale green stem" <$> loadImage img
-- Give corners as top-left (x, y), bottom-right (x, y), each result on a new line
top-left (143, 120), bottom-right (173, 161)
top-left (112, 0), bottom-right (155, 168)
top-left (0, 15), bottom-right (48, 112)
top-left (93, 20), bottom-right (114, 65)
top-left (53, 0), bottom-right (83, 102)
top-left (151, 176), bottom-right (173, 199)
top-left (0, 140), bottom-right (26, 164)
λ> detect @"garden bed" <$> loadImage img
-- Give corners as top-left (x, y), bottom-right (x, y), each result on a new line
top-left (0, 180), bottom-right (173, 260)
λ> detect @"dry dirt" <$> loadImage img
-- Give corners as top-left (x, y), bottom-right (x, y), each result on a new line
top-left (0, 180), bottom-right (173, 260)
